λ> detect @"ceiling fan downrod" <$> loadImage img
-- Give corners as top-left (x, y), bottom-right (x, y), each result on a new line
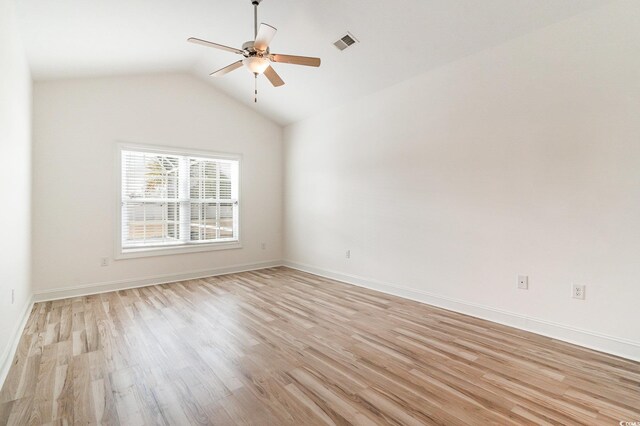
top-left (253, 0), bottom-right (260, 103)
top-left (252, 0), bottom-right (261, 39)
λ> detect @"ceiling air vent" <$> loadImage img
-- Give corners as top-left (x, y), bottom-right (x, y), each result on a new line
top-left (333, 32), bottom-right (358, 51)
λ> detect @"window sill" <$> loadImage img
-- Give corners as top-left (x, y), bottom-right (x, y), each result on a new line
top-left (116, 240), bottom-right (241, 259)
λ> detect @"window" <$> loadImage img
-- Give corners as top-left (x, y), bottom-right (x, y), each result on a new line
top-left (118, 145), bottom-right (240, 257)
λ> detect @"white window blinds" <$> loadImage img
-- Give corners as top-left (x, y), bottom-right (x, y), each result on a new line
top-left (121, 148), bottom-right (239, 251)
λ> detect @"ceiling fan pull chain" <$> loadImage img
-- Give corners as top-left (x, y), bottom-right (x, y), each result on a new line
top-left (254, 73), bottom-right (258, 103)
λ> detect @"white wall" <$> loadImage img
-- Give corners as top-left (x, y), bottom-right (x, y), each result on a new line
top-left (284, 1), bottom-right (640, 358)
top-left (32, 73), bottom-right (283, 295)
top-left (0, 0), bottom-right (33, 377)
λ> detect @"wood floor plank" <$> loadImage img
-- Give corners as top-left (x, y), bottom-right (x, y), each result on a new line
top-left (1, 267), bottom-right (639, 425)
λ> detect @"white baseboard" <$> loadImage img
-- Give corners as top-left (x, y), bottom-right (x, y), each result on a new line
top-left (0, 295), bottom-right (34, 390)
top-left (283, 260), bottom-right (640, 362)
top-left (34, 260), bottom-right (283, 302)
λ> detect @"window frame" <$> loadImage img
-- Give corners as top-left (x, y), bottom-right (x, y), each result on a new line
top-left (115, 142), bottom-right (242, 259)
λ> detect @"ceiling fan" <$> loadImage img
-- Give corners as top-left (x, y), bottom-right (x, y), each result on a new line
top-left (188, 0), bottom-right (321, 102)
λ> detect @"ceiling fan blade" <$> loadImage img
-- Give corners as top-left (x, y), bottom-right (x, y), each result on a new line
top-left (269, 54), bottom-right (321, 67)
top-left (210, 60), bottom-right (243, 77)
top-left (254, 23), bottom-right (277, 51)
top-left (264, 66), bottom-right (285, 87)
top-left (187, 37), bottom-right (244, 55)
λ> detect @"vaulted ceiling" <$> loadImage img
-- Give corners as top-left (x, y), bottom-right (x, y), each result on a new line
top-left (18, 0), bottom-right (610, 125)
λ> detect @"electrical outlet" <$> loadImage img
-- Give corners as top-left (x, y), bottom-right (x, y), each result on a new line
top-left (261, 242), bottom-right (266, 250)
top-left (101, 257), bottom-right (109, 267)
top-left (346, 250), bottom-right (351, 259)
top-left (572, 284), bottom-right (585, 300)
top-left (517, 275), bottom-right (529, 290)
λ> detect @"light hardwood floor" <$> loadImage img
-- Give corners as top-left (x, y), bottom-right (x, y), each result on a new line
top-left (1, 267), bottom-right (639, 425)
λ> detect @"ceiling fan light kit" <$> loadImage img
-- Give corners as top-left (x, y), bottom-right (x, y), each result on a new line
top-left (188, 0), bottom-right (321, 102)
top-left (243, 56), bottom-right (270, 74)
